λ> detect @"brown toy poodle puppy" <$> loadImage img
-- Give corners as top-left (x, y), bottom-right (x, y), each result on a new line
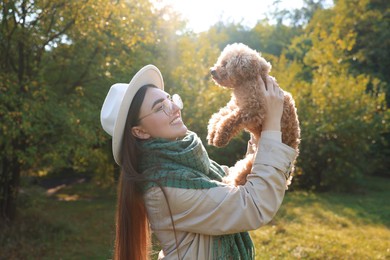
top-left (208, 43), bottom-right (300, 186)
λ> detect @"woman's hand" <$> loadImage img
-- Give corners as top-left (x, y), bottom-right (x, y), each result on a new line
top-left (259, 76), bottom-right (284, 131)
top-left (246, 133), bottom-right (258, 155)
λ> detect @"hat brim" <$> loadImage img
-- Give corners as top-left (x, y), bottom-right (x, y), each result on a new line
top-left (112, 65), bottom-right (164, 165)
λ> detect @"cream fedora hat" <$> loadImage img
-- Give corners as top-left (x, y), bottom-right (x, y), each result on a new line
top-left (100, 65), bottom-right (164, 165)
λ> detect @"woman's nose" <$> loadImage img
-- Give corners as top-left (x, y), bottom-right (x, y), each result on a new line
top-left (171, 102), bottom-right (181, 113)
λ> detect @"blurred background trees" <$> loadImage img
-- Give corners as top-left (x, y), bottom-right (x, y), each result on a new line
top-left (1, 0), bottom-right (388, 221)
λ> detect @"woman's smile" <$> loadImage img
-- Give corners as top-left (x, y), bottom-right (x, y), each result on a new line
top-left (170, 114), bottom-right (183, 125)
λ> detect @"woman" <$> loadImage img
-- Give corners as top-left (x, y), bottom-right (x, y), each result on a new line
top-left (100, 65), bottom-right (297, 259)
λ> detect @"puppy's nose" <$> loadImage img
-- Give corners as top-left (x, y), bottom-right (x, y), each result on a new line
top-left (210, 68), bottom-right (217, 76)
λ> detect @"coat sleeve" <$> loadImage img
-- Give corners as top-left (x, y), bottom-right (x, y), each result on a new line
top-left (143, 136), bottom-right (297, 236)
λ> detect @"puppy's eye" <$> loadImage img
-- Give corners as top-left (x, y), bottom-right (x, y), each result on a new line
top-left (222, 62), bottom-right (227, 67)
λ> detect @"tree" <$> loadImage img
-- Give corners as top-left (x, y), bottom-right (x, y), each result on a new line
top-left (333, 0), bottom-right (390, 105)
top-left (270, 0), bottom-right (389, 191)
top-left (0, 0), bottom-right (86, 222)
top-left (0, 0), bottom-right (183, 222)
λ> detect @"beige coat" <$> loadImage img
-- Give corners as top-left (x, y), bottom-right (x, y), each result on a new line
top-left (144, 132), bottom-right (298, 259)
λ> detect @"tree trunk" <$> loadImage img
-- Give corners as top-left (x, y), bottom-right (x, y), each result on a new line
top-left (0, 156), bottom-right (20, 223)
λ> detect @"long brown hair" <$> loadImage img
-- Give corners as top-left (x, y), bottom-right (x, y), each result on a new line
top-left (114, 84), bottom-right (155, 260)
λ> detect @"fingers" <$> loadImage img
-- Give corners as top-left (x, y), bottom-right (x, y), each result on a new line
top-left (273, 78), bottom-right (284, 98)
top-left (249, 133), bottom-right (256, 144)
top-left (247, 134), bottom-right (258, 155)
top-left (279, 88), bottom-right (284, 97)
top-left (264, 76), bottom-right (281, 93)
top-left (259, 75), bottom-right (284, 98)
top-left (258, 75), bottom-right (267, 94)
top-left (266, 76), bottom-right (275, 94)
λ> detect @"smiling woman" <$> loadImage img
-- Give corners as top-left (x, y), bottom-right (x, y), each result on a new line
top-left (100, 64), bottom-right (298, 259)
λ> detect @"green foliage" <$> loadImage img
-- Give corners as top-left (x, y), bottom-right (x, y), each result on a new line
top-left (250, 22), bottom-right (303, 56)
top-left (0, 0), bottom-right (186, 219)
top-left (335, 0), bottom-right (390, 102)
top-left (205, 20), bottom-right (303, 57)
top-left (270, 54), bottom-right (386, 191)
top-left (289, 0), bottom-right (388, 190)
top-left (297, 71), bottom-right (386, 191)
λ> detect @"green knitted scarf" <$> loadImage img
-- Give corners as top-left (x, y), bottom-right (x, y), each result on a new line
top-left (139, 131), bottom-right (255, 260)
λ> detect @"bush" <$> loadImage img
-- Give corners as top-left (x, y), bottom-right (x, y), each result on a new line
top-left (292, 71), bottom-right (387, 191)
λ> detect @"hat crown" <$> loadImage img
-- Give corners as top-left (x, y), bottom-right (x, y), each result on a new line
top-left (100, 83), bottom-right (128, 136)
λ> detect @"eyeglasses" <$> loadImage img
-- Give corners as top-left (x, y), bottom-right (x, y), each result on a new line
top-left (138, 94), bottom-right (183, 122)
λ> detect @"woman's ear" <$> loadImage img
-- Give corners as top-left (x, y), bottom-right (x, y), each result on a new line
top-left (131, 126), bottom-right (151, 140)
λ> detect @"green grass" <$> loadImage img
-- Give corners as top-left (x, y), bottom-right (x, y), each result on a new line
top-left (1, 176), bottom-right (389, 259)
top-left (251, 178), bottom-right (390, 259)
top-left (1, 182), bottom-right (116, 260)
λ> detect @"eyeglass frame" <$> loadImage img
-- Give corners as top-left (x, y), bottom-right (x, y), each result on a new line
top-left (137, 94), bottom-right (183, 122)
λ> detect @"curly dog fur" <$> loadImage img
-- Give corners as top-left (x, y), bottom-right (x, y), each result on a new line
top-left (207, 43), bottom-right (300, 185)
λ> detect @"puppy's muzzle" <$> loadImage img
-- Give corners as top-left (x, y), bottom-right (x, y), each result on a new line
top-left (210, 68), bottom-right (218, 79)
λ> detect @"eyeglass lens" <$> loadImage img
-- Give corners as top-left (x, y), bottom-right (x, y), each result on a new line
top-left (163, 94), bottom-right (183, 116)
top-left (172, 94), bottom-right (183, 109)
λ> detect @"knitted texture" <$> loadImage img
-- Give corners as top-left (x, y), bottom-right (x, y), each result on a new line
top-left (139, 131), bottom-right (254, 259)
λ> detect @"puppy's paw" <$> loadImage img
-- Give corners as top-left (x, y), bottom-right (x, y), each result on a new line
top-left (207, 130), bottom-right (215, 145)
top-left (211, 131), bottom-right (230, 147)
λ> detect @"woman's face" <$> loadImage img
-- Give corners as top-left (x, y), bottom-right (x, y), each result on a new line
top-left (131, 87), bottom-right (188, 140)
